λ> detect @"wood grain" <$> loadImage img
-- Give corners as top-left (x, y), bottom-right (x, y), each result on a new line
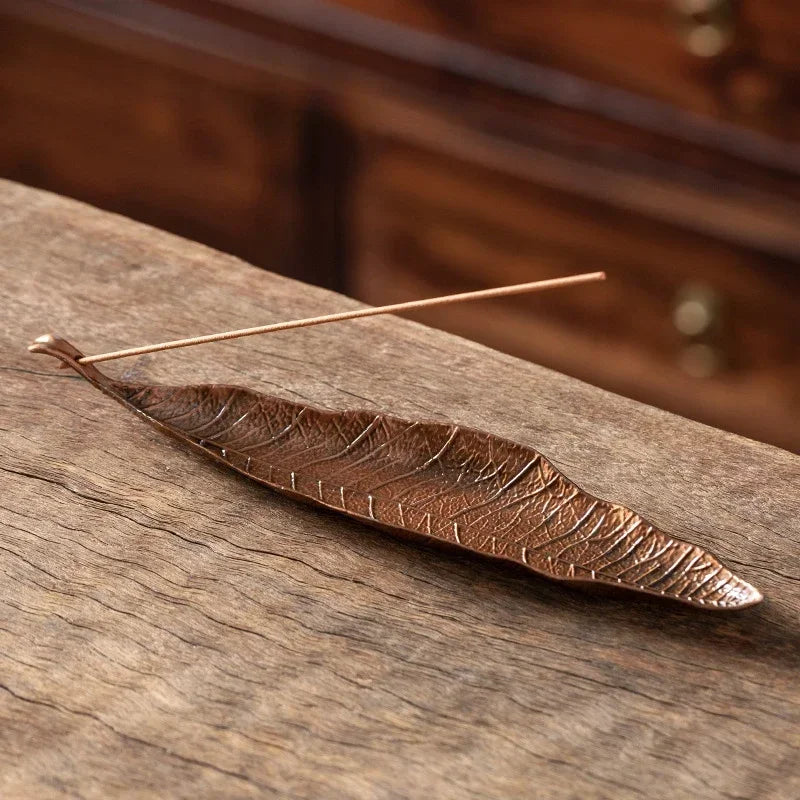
top-left (1, 179), bottom-right (798, 799)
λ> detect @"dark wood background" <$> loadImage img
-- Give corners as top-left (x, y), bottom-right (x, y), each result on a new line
top-left (0, 0), bottom-right (798, 450)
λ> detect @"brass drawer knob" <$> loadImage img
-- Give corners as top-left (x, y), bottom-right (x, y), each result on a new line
top-left (673, 0), bottom-right (735, 58)
top-left (673, 283), bottom-right (720, 336)
top-left (672, 283), bottom-right (726, 377)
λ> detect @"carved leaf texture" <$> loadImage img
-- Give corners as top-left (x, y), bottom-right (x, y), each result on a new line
top-left (30, 337), bottom-right (763, 611)
top-left (117, 381), bottom-right (761, 610)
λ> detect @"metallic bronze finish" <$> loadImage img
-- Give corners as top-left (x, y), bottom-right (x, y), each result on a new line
top-left (30, 335), bottom-right (763, 611)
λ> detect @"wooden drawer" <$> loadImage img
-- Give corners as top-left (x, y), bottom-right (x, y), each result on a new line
top-left (0, 16), bottom-right (306, 273)
top-left (333, 0), bottom-right (800, 138)
top-left (352, 140), bottom-right (800, 451)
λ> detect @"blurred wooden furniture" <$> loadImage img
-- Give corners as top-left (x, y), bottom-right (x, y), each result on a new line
top-left (3, 179), bottom-right (799, 799)
top-left (1, 0), bottom-right (798, 450)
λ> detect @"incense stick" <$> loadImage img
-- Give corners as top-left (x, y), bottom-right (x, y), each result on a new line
top-left (76, 271), bottom-right (605, 364)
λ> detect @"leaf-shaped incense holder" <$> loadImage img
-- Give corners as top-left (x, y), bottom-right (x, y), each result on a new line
top-left (30, 335), bottom-right (762, 611)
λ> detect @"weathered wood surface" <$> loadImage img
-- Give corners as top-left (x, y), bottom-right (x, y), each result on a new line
top-left (0, 179), bottom-right (798, 799)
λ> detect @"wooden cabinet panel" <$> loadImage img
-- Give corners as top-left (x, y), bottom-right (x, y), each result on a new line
top-left (333, 0), bottom-right (800, 138)
top-left (0, 17), bottom-right (306, 273)
top-left (0, 1), bottom-right (797, 449)
top-left (352, 140), bottom-right (800, 451)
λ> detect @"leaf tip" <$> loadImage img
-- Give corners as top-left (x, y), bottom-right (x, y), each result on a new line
top-left (706, 575), bottom-right (763, 610)
top-left (731, 579), bottom-right (764, 609)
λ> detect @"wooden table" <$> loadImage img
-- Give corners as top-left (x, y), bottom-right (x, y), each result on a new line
top-left (1, 180), bottom-right (797, 799)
